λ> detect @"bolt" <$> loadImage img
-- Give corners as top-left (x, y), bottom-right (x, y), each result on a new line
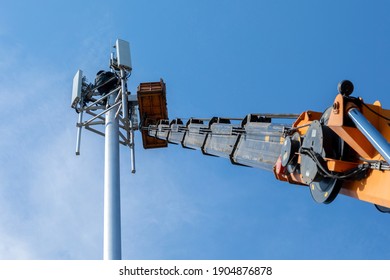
top-left (333, 102), bottom-right (340, 114)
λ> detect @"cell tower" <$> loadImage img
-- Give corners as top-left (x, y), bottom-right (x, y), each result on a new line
top-left (71, 39), bottom-right (137, 260)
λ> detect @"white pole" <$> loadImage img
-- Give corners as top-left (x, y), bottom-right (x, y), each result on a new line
top-left (103, 92), bottom-right (122, 260)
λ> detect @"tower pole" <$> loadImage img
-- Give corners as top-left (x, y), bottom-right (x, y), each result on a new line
top-left (103, 91), bottom-right (122, 260)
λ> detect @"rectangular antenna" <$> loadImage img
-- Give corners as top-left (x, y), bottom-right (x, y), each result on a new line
top-left (116, 39), bottom-right (132, 70)
top-left (71, 70), bottom-right (83, 108)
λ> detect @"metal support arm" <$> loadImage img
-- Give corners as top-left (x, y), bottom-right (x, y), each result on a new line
top-left (348, 107), bottom-right (390, 164)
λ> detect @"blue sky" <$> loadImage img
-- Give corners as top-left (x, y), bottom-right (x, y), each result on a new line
top-left (1, 0), bottom-right (390, 260)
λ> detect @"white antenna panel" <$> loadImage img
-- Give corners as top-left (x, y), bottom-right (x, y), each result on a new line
top-left (71, 69), bottom-right (83, 108)
top-left (116, 39), bottom-right (132, 70)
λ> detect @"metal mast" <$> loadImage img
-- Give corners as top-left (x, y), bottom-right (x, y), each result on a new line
top-left (103, 91), bottom-right (121, 260)
top-left (71, 39), bottom-right (135, 260)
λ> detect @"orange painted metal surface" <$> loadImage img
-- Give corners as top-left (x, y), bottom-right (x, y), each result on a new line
top-left (328, 94), bottom-right (390, 207)
top-left (292, 111), bottom-right (322, 135)
top-left (328, 94), bottom-right (376, 159)
top-left (274, 96), bottom-right (390, 208)
top-left (340, 169), bottom-right (390, 208)
top-left (326, 159), bottom-right (359, 172)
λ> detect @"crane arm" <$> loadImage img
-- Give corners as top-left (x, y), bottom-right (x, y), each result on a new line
top-left (137, 80), bottom-right (390, 213)
top-left (148, 114), bottom-right (298, 171)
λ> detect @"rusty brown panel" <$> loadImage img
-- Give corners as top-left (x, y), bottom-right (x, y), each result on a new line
top-left (137, 79), bottom-right (168, 149)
